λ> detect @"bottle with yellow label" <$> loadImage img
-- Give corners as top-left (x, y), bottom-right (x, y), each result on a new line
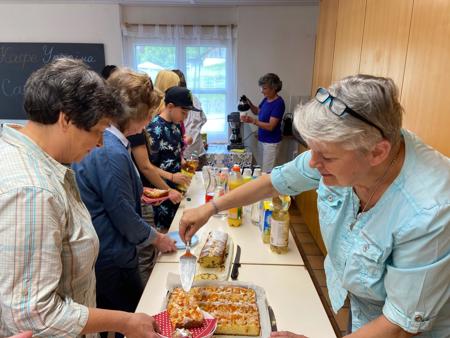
top-left (261, 200), bottom-right (273, 243)
top-left (227, 164), bottom-right (243, 227)
top-left (270, 195), bottom-right (291, 254)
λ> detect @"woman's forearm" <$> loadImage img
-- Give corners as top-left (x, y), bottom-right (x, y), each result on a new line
top-left (140, 165), bottom-right (171, 190)
top-left (157, 167), bottom-right (173, 182)
top-left (213, 174), bottom-right (279, 212)
top-left (81, 308), bottom-right (130, 335)
top-left (345, 315), bottom-right (413, 338)
top-left (249, 100), bottom-right (259, 115)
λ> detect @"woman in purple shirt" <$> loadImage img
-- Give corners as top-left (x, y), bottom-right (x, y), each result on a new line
top-left (241, 73), bottom-right (285, 172)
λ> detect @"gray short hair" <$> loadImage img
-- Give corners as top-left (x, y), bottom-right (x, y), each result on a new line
top-left (258, 73), bottom-right (282, 93)
top-left (295, 74), bottom-right (403, 151)
top-left (24, 57), bottom-right (122, 131)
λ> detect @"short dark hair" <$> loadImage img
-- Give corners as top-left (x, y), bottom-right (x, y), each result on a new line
top-left (23, 57), bottom-right (122, 131)
top-left (258, 73), bottom-right (283, 93)
top-left (101, 65), bottom-right (118, 80)
top-left (172, 69), bottom-right (187, 88)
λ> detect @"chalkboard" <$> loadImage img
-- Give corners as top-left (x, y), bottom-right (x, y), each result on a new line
top-left (0, 43), bottom-right (105, 120)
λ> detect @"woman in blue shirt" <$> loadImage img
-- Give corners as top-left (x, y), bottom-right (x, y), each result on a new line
top-left (180, 75), bottom-right (450, 338)
top-left (73, 68), bottom-right (177, 337)
top-left (241, 73), bottom-right (285, 172)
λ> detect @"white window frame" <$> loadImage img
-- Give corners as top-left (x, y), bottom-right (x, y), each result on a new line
top-left (122, 24), bottom-right (236, 143)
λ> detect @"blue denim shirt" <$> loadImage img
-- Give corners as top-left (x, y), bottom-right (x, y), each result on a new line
top-left (271, 130), bottom-right (450, 336)
top-left (72, 129), bottom-right (157, 270)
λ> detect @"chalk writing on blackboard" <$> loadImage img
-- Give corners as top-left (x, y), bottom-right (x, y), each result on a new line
top-left (0, 43), bottom-right (105, 120)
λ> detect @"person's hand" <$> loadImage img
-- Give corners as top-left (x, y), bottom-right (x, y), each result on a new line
top-left (179, 203), bottom-right (215, 243)
top-left (172, 172), bottom-right (191, 185)
top-left (154, 232), bottom-right (177, 253)
top-left (8, 332), bottom-right (33, 338)
top-left (124, 312), bottom-right (160, 338)
top-left (168, 189), bottom-right (183, 204)
top-left (240, 115), bottom-right (255, 124)
top-left (183, 134), bottom-right (193, 145)
top-left (270, 331), bottom-right (308, 338)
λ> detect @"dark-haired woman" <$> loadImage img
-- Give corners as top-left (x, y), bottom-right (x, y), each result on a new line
top-left (241, 73), bottom-right (285, 173)
top-left (0, 58), bottom-right (161, 338)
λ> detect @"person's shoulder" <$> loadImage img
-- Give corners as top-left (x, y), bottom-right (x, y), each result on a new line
top-left (387, 130), bottom-right (449, 233)
top-left (0, 143), bottom-right (58, 195)
top-left (274, 96), bottom-right (285, 107)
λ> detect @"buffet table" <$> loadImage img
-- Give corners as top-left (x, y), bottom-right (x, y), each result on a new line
top-left (136, 173), bottom-right (336, 338)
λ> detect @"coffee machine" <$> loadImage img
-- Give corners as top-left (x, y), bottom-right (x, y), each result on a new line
top-left (227, 112), bottom-right (245, 150)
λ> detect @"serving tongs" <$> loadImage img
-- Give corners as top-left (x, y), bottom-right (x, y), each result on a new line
top-left (179, 239), bottom-right (197, 292)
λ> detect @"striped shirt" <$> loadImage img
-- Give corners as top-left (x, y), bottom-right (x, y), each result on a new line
top-left (0, 124), bottom-right (99, 338)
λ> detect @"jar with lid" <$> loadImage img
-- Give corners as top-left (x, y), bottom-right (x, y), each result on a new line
top-left (270, 195), bottom-right (291, 254)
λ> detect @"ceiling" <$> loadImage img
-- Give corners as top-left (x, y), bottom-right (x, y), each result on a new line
top-left (0, 0), bottom-right (319, 6)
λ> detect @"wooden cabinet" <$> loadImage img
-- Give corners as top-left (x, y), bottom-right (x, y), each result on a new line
top-left (359, 0), bottom-right (413, 88)
top-left (401, 0), bottom-right (450, 155)
top-left (331, 0), bottom-right (366, 82)
top-left (296, 0), bottom-right (450, 255)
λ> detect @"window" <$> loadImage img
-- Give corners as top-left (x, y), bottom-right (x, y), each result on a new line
top-left (122, 24), bottom-right (236, 143)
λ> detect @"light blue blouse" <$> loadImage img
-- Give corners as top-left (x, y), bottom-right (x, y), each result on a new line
top-left (271, 130), bottom-right (450, 336)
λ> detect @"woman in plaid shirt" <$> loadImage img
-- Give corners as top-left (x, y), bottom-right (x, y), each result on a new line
top-left (0, 58), bottom-right (161, 338)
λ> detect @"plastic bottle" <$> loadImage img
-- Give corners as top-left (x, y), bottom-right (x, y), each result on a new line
top-left (242, 168), bottom-right (253, 219)
top-left (242, 168), bottom-right (253, 184)
top-left (177, 153), bottom-right (198, 192)
top-left (250, 168), bottom-right (263, 225)
top-left (261, 200), bottom-right (273, 243)
top-left (227, 164), bottom-right (244, 227)
top-left (270, 195), bottom-right (291, 254)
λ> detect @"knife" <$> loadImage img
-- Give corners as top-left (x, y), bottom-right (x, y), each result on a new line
top-left (230, 244), bottom-right (241, 280)
top-left (268, 305), bottom-right (278, 332)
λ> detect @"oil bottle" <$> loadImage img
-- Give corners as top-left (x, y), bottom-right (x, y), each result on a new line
top-left (227, 164), bottom-right (243, 227)
top-left (270, 195), bottom-right (291, 254)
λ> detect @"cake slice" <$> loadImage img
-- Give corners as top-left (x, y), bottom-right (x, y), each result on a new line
top-left (167, 288), bottom-right (204, 329)
top-left (198, 231), bottom-right (228, 268)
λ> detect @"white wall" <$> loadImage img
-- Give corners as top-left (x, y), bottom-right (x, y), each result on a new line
top-left (123, 5), bottom-right (237, 25)
top-left (0, 3), bottom-right (123, 64)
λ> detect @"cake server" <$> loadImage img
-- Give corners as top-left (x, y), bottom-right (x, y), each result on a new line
top-left (179, 239), bottom-right (197, 292)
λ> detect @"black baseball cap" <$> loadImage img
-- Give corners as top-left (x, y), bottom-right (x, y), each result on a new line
top-left (164, 86), bottom-right (202, 112)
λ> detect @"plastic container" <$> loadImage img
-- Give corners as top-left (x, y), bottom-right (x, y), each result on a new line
top-left (261, 200), bottom-right (273, 243)
top-left (227, 164), bottom-right (244, 227)
top-left (270, 195), bottom-right (291, 254)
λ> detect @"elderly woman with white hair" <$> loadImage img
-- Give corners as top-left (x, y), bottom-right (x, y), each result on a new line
top-left (179, 74), bottom-right (450, 337)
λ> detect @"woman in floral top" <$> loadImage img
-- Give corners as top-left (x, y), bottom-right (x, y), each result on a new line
top-left (148, 86), bottom-right (201, 230)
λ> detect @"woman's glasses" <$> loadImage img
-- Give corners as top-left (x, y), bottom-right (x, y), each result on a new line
top-left (315, 87), bottom-right (385, 138)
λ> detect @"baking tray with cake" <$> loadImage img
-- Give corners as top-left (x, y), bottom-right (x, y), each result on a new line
top-left (155, 274), bottom-right (271, 338)
top-left (193, 230), bottom-right (234, 282)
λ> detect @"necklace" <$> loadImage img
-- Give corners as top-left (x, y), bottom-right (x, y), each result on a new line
top-left (349, 146), bottom-right (402, 230)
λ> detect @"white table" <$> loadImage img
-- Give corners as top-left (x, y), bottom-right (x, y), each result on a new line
top-left (136, 172), bottom-right (335, 338)
top-left (136, 263), bottom-right (336, 338)
top-left (159, 173), bottom-right (304, 265)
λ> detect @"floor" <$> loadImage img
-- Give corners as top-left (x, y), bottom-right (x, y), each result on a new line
top-left (289, 203), bottom-right (349, 337)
